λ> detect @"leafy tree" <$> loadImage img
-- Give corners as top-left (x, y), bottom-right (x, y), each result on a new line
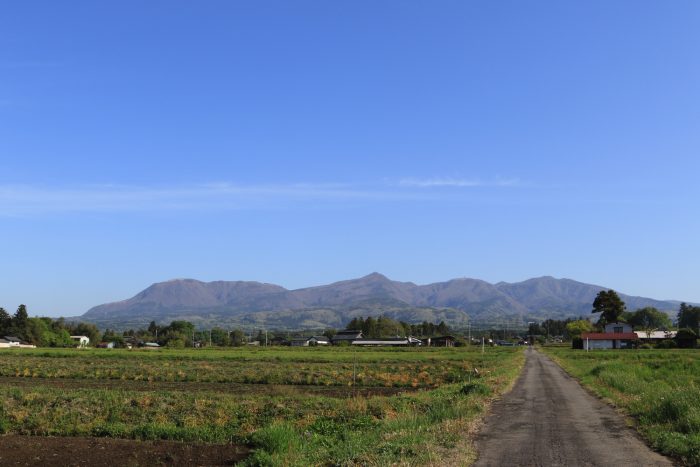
top-left (230, 329), bottom-right (247, 347)
top-left (363, 317), bottom-right (378, 337)
top-left (68, 322), bottom-right (101, 346)
top-left (0, 307), bottom-right (10, 335)
top-left (675, 328), bottom-right (698, 349)
top-left (565, 320), bottom-right (593, 339)
top-left (9, 304), bottom-right (30, 340)
top-left (147, 321), bottom-right (160, 338)
top-left (527, 322), bottom-right (543, 336)
top-left (677, 303), bottom-right (700, 334)
top-left (323, 328), bottom-right (336, 340)
top-left (210, 328), bottom-right (230, 346)
top-left (626, 307), bottom-right (672, 335)
top-left (592, 290), bottom-right (626, 326)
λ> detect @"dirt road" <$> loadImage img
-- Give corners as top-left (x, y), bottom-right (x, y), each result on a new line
top-left (474, 347), bottom-right (674, 467)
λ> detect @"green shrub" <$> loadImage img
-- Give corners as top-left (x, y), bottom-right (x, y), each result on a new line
top-left (656, 339), bottom-right (678, 349)
top-left (460, 382), bottom-right (491, 396)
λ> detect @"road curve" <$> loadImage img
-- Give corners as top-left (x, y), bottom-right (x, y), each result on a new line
top-left (473, 347), bottom-right (674, 467)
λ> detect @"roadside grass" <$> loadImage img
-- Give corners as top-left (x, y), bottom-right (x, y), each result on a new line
top-left (542, 347), bottom-right (700, 465)
top-left (0, 346), bottom-right (524, 466)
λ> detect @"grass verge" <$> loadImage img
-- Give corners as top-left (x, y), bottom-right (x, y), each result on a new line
top-left (541, 347), bottom-right (700, 465)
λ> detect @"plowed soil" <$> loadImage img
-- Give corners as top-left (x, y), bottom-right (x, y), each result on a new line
top-left (0, 435), bottom-right (249, 466)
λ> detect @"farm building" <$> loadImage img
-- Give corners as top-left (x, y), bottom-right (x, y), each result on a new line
top-left (290, 336), bottom-right (331, 347)
top-left (70, 335), bottom-right (90, 347)
top-left (351, 337), bottom-right (422, 347)
top-left (2, 336), bottom-right (35, 348)
top-left (331, 330), bottom-right (363, 344)
top-left (0, 338), bottom-right (12, 349)
top-left (422, 335), bottom-right (457, 347)
top-left (582, 322), bottom-right (637, 350)
top-left (634, 330), bottom-right (677, 342)
top-left (1, 336), bottom-right (20, 348)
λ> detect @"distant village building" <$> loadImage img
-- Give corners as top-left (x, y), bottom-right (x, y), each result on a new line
top-left (331, 330), bottom-right (363, 345)
top-left (582, 322), bottom-right (637, 350)
top-left (422, 336), bottom-right (456, 347)
top-left (290, 336), bottom-right (331, 347)
top-left (2, 336), bottom-right (35, 348)
top-left (351, 337), bottom-right (422, 347)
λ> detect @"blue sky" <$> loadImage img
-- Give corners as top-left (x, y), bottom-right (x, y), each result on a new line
top-left (1, 1), bottom-right (699, 317)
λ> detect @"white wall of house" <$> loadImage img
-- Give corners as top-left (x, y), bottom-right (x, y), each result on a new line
top-left (585, 339), bottom-right (614, 350)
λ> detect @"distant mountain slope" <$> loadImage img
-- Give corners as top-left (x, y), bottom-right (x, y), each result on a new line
top-left (81, 273), bottom-right (684, 329)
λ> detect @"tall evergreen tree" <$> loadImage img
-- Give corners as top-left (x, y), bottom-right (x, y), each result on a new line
top-left (592, 290), bottom-right (626, 326)
top-left (11, 304), bottom-right (29, 339)
top-left (0, 307), bottom-right (10, 334)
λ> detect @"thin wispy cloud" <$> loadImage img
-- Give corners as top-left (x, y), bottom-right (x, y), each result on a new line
top-left (398, 177), bottom-right (521, 188)
top-left (0, 178), bottom-right (525, 216)
top-left (0, 182), bottom-right (416, 215)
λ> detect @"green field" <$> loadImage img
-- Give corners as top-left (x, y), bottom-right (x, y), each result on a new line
top-left (0, 346), bottom-right (524, 466)
top-left (542, 347), bottom-right (700, 465)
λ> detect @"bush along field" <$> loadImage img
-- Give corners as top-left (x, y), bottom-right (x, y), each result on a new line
top-left (542, 347), bottom-right (700, 466)
top-left (0, 346), bottom-right (524, 466)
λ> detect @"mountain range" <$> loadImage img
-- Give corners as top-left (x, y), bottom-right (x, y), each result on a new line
top-left (80, 273), bottom-right (684, 330)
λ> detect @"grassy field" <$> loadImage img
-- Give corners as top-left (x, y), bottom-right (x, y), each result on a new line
top-left (0, 346), bottom-right (524, 466)
top-left (542, 347), bottom-right (700, 465)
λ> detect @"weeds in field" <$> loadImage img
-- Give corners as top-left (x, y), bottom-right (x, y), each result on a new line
top-left (0, 346), bottom-right (524, 465)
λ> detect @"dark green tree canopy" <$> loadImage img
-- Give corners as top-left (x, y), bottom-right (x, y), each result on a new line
top-left (592, 290), bottom-right (626, 326)
top-left (677, 303), bottom-right (700, 332)
top-left (624, 307), bottom-right (672, 332)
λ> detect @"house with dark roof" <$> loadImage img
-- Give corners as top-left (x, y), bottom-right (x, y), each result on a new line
top-left (351, 336), bottom-right (422, 347)
top-left (290, 336), bottom-right (331, 347)
top-left (331, 330), bottom-right (363, 345)
top-left (422, 335), bottom-right (457, 347)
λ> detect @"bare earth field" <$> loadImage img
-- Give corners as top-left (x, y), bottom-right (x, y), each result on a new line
top-left (0, 434), bottom-right (249, 466)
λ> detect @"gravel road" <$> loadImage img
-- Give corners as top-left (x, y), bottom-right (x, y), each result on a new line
top-left (473, 347), bottom-right (675, 467)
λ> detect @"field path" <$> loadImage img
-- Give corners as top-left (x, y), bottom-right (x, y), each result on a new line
top-left (473, 347), bottom-right (674, 467)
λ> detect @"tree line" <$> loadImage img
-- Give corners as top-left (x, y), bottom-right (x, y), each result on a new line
top-left (344, 316), bottom-right (450, 338)
top-left (0, 305), bottom-right (101, 347)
